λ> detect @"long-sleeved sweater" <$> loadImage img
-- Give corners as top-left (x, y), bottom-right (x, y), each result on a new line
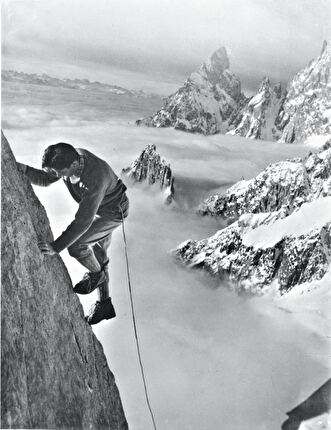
top-left (18, 148), bottom-right (127, 253)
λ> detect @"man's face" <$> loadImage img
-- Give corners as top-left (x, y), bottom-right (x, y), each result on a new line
top-left (44, 161), bottom-right (78, 178)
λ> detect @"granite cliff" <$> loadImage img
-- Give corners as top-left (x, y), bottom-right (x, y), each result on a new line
top-left (276, 40), bottom-right (331, 144)
top-left (1, 132), bottom-right (128, 429)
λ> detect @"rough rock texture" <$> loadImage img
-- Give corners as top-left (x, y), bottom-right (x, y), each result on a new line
top-left (122, 144), bottom-right (175, 204)
top-left (227, 78), bottom-right (284, 140)
top-left (136, 47), bottom-right (245, 135)
top-left (198, 147), bottom-right (331, 219)
top-left (276, 40), bottom-right (331, 144)
top-left (174, 145), bottom-right (331, 294)
top-left (1, 132), bottom-right (128, 429)
top-left (228, 39), bottom-right (331, 145)
top-left (174, 211), bottom-right (331, 294)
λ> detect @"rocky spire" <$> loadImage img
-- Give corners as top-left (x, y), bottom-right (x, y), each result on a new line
top-left (227, 76), bottom-right (284, 140)
top-left (122, 144), bottom-right (175, 204)
top-left (194, 47), bottom-right (230, 85)
top-left (321, 40), bottom-right (328, 56)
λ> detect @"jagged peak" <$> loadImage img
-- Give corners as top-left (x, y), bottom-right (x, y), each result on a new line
top-left (257, 77), bottom-right (271, 91)
top-left (320, 39), bottom-right (329, 56)
top-left (207, 46), bottom-right (230, 71)
top-left (195, 46), bottom-right (230, 84)
top-left (122, 144), bottom-right (175, 204)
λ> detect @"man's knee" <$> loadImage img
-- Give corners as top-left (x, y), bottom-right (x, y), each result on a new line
top-left (68, 242), bottom-right (87, 259)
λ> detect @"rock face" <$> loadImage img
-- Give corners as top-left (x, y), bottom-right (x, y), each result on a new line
top-left (136, 47), bottom-right (245, 134)
top-left (122, 144), bottom-right (175, 203)
top-left (1, 132), bottom-right (128, 429)
top-left (229, 40), bottom-right (331, 144)
top-left (276, 40), bottom-right (331, 144)
top-left (175, 215), bottom-right (331, 294)
top-left (175, 146), bottom-right (331, 294)
top-left (227, 78), bottom-right (284, 140)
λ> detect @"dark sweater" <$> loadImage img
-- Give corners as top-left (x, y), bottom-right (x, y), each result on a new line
top-left (21, 148), bottom-right (127, 253)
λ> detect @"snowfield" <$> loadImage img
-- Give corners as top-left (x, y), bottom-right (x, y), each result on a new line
top-left (243, 197), bottom-right (331, 249)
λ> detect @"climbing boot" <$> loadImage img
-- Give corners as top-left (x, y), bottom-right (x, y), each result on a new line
top-left (85, 297), bottom-right (116, 325)
top-left (73, 269), bottom-right (106, 295)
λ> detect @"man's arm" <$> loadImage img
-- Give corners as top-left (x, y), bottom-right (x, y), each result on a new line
top-left (51, 181), bottom-right (108, 253)
top-left (17, 162), bottom-right (59, 187)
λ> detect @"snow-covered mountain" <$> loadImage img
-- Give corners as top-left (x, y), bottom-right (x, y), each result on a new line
top-left (227, 78), bottom-right (283, 140)
top-left (174, 145), bottom-right (331, 294)
top-left (198, 142), bottom-right (331, 219)
top-left (276, 40), bottom-right (331, 145)
top-left (2, 70), bottom-right (151, 97)
top-left (136, 47), bottom-right (246, 134)
top-left (137, 41), bottom-right (330, 145)
top-left (122, 144), bottom-right (175, 204)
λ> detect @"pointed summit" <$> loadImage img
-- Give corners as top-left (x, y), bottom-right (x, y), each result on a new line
top-left (197, 47), bottom-right (230, 84)
top-left (258, 77), bottom-right (271, 91)
top-left (227, 76), bottom-right (284, 140)
top-left (136, 46), bottom-right (244, 134)
top-left (276, 40), bottom-right (331, 144)
top-left (321, 40), bottom-right (328, 56)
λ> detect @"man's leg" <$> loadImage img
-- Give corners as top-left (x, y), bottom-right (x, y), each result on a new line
top-left (93, 234), bottom-right (113, 301)
top-left (68, 216), bottom-right (122, 295)
top-left (90, 195), bottom-right (129, 302)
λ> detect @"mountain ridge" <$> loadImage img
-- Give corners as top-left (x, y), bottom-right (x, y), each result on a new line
top-left (174, 145), bottom-right (331, 294)
top-left (137, 41), bottom-right (331, 145)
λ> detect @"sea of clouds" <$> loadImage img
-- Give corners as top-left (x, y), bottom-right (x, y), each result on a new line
top-left (2, 81), bottom-right (329, 430)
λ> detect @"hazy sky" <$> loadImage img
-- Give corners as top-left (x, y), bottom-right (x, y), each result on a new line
top-left (2, 0), bottom-right (331, 93)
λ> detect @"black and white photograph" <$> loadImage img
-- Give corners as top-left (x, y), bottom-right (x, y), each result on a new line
top-left (1, 0), bottom-right (331, 429)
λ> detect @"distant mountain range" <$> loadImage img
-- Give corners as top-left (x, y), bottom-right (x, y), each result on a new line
top-left (137, 41), bottom-right (331, 145)
top-left (2, 70), bottom-right (152, 98)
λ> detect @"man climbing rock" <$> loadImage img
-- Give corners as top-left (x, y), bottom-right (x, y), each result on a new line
top-left (17, 142), bottom-right (129, 325)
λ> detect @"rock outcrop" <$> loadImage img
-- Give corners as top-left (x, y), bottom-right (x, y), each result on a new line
top-left (1, 132), bottom-right (128, 429)
top-left (136, 47), bottom-right (246, 134)
top-left (276, 40), bottom-right (331, 144)
top-left (174, 146), bottom-right (331, 294)
top-left (227, 40), bottom-right (331, 144)
top-left (227, 78), bottom-right (284, 140)
top-left (122, 144), bottom-right (175, 204)
top-left (174, 214), bottom-right (331, 294)
top-left (198, 147), bottom-right (331, 219)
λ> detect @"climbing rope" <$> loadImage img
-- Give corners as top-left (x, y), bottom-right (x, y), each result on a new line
top-left (120, 207), bottom-right (158, 430)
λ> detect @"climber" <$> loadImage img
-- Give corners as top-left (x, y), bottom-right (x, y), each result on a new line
top-left (17, 142), bottom-right (129, 325)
